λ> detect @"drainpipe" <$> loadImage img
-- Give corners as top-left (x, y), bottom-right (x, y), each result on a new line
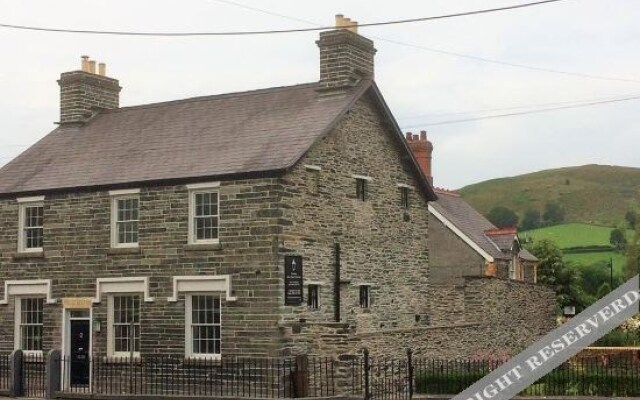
top-left (334, 243), bottom-right (341, 322)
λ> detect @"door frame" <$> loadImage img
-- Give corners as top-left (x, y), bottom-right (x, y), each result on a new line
top-left (61, 307), bottom-right (93, 390)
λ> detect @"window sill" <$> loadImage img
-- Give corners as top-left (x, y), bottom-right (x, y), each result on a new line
top-left (102, 355), bottom-right (141, 364)
top-left (107, 247), bottom-right (141, 255)
top-left (184, 243), bottom-right (223, 251)
top-left (184, 355), bottom-right (222, 365)
top-left (13, 251), bottom-right (44, 260)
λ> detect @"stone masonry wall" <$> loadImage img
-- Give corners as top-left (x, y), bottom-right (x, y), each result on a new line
top-left (277, 93), bottom-right (431, 343)
top-left (0, 178), bottom-right (287, 356)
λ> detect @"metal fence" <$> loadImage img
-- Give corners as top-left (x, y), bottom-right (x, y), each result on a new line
top-left (350, 350), bottom-right (411, 400)
top-left (413, 352), bottom-right (640, 397)
top-left (0, 353), bottom-right (10, 393)
top-left (59, 354), bottom-right (336, 398)
top-left (22, 353), bottom-right (46, 398)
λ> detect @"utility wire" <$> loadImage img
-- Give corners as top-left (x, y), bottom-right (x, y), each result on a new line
top-left (399, 92), bottom-right (640, 119)
top-left (210, 0), bottom-right (640, 85)
top-left (401, 94), bottom-right (640, 127)
top-left (0, 0), bottom-right (562, 36)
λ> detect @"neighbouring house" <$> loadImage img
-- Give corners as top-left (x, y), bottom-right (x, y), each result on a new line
top-left (405, 131), bottom-right (554, 334)
top-left (0, 15), bottom-right (555, 381)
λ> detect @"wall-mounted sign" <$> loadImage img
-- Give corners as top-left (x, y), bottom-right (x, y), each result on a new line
top-left (284, 255), bottom-right (303, 305)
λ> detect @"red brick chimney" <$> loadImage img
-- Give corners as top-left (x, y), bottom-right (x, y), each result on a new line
top-left (405, 130), bottom-right (433, 185)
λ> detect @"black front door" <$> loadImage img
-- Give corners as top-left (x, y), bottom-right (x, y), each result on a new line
top-left (70, 320), bottom-right (90, 385)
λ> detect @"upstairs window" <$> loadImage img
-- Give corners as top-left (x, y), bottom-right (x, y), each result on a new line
top-left (400, 187), bottom-right (409, 209)
top-left (18, 197), bottom-right (44, 253)
top-left (110, 189), bottom-right (140, 248)
top-left (359, 285), bottom-right (370, 308)
top-left (187, 182), bottom-right (220, 244)
top-left (307, 285), bottom-right (320, 310)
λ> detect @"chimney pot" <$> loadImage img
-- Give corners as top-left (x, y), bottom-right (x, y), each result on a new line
top-left (405, 128), bottom-right (434, 186)
top-left (405, 132), bottom-right (412, 140)
top-left (420, 130), bottom-right (427, 141)
top-left (98, 63), bottom-right (106, 76)
top-left (349, 21), bottom-right (358, 33)
top-left (81, 55), bottom-right (90, 72)
top-left (88, 60), bottom-right (96, 74)
top-left (413, 134), bottom-right (418, 141)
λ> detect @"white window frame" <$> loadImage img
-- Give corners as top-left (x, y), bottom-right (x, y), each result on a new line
top-left (107, 294), bottom-right (142, 358)
top-left (109, 189), bottom-right (140, 249)
top-left (509, 258), bottom-right (517, 280)
top-left (187, 182), bottom-right (221, 245)
top-left (17, 196), bottom-right (45, 253)
top-left (185, 293), bottom-right (222, 360)
top-left (14, 296), bottom-right (45, 356)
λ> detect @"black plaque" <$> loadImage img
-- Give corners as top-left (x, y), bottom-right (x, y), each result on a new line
top-left (284, 255), bottom-right (304, 305)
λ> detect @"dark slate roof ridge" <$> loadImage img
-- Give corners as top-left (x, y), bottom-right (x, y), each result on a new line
top-left (109, 82), bottom-right (320, 113)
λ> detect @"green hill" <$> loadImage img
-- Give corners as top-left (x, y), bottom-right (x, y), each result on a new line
top-left (458, 164), bottom-right (640, 226)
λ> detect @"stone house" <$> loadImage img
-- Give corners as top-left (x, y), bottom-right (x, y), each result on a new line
top-left (405, 132), bottom-right (547, 327)
top-left (0, 16), bottom-right (556, 370)
top-left (0, 19), bottom-right (439, 362)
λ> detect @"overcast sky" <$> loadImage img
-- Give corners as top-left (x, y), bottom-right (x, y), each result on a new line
top-left (0, 0), bottom-right (638, 189)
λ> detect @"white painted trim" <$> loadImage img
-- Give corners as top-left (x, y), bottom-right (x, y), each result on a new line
top-left (61, 307), bottom-right (93, 390)
top-left (110, 193), bottom-right (140, 249)
top-left (167, 275), bottom-right (236, 302)
top-left (108, 188), bottom-right (140, 196)
top-left (304, 165), bottom-right (322, 171)
top-left (187, 188), bottom-right (220, 245)
top-left (351, 174), bottom-right (372, 181)
top-left (428, 204), bottom-right (495, 263)
top-left (304, 281), bottom-right (326, 286)
top-left (107, 295), bottom-right (141, 359)
top-left (396, 183), bottom-right (414, 189)
top-left (0, 279), bottom-right (56, 305)
top-left (186, 181), bottom-right (221, 190)
top-left (92, 277), bottom-right (153, 303)
top-left (17, 201), bottom-right (44, 253)
top-left (17, 196), bottom-right (45, 203)
top-left (185, 293), bottom-right (222, 360)
top-left (355, 282), bottom-right (374, 286)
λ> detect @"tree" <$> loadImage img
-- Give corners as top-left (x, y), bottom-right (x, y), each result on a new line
top-left (626, 210), bottom-right (637, 229)
top-left (528, 239), bottom-right (586, 311)
top-left (486, 206), bottom-right (518, 228)
top-left (543, 201), bottom-right (565, 225)
top-left (610, 228), bottom-right (627, 250)
top-left (625, 226), bottom-right (640, 279)
top-left (520, 209), bottom-right (541, 231)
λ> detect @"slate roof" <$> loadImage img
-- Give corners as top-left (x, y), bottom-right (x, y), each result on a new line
top-left (430, 190), bottom-right (537, 262)
top-left (0, 80), bottom-right (436, 201)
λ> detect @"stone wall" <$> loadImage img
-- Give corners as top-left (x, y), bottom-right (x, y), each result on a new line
top-left (278, 94), bottom-right (431, 340)
top-left (0, 178), bottom-right (287, 356)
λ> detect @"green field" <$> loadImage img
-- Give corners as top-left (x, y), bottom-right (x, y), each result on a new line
top-left (521, 223), bottom-right (630, 273)
top-left (520, 223), bottom-right (615, 248)
top-left (563, 252), bottom-right (626, 275)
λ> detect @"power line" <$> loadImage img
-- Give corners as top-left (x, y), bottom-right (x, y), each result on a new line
top-left (399, 92), bottom-right (640, 119)
top-left (210, 0), bottom-right (640, 85)
top-left (0, 0), bottom-right (563, 36)
top-left (401, 94), bottom-right (640, 127)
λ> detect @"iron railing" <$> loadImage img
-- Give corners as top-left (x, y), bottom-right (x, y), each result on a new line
top-left (59, 354), bottom-right (336, 398)
top-left (22, 353), bottom-right (46, 398)
top-left (412, 352), bottom-right (640, 397)
top-left (0, 353), bottom-right (10, 392)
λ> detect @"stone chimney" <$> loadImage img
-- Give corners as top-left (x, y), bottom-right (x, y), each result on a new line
top-left (316, 15), bottom-right (377, 91)
top-left (57, 56), bottom-right (121, 125)
top-left (405, 131), bottom-right (434, 185)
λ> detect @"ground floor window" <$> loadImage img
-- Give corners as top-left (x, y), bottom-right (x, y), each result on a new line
top-left (16, 298), bottom-right (44, 353)
top-left (186, 294), bottom-right (221, 357)
top-left (109, 295), bottom-right (141, 357)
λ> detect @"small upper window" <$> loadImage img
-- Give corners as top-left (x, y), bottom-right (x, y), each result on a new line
top-left (355, 179), bottom-right (367, 201)
top-left (188, 182), bottom-right (220, 244)
top-left (110, 189), bottom-right (140, 248)
top-left (18, 197), bottom-right (44, 253)
top-left (359, 285), bottom-right (370, 308)
top-left (307, 285), bottom-right (320, 310)
top-left (400, 187), bottom-right (409, 209)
